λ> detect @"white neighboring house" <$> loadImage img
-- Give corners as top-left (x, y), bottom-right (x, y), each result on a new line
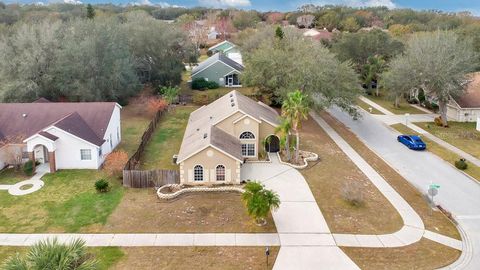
top-left (477, 117), bottom-right (480, 131)
top-left (207, 27), bottom-right (219, 40)
top-left (447, 72), bottom-right (480, 122)
top-left (0, 99), bottom-right (121, 173)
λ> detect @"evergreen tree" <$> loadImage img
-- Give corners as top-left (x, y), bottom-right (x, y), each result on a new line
top-left (86, 4), bottom-right (95, 19)
top-left (275, 26), bottom-right (284, 40)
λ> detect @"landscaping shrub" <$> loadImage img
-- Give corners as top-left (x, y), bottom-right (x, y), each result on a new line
top-left (95, 179), bottom-right (110, 193)
top-left (341, 181), bottom-right (364, 207)
top-left (103, 151), bottom-right (129, 177)
top-left (455, 158), bottom-right (468, 170)
top-left (191, 78), bottom-right (219, 90)
top-left (23, 160), bottom-right (34, 176)
top-left (206, 50), bottom-right (213, 57)
top-left (146, 97), bottom-right (168, 116)
top-left (434, 116), bottom-right (444, 127)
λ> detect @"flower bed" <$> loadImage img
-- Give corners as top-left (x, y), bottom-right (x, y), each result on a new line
top-left (157, 184), bottom-right (245, 200)
top-left (277, 150), bottom-right (319, 169)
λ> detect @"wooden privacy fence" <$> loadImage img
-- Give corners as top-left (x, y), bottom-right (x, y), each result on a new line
top-left (122, 109), bottom-right (180, 188)
top-left (124, 110), bottom-right (165, 171)
top-left (123, 169), bottom-right (179, 188)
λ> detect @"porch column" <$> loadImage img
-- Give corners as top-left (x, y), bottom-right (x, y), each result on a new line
top-left (28, 151), bottom-right (36, 171)
top-left (48, 151), bottom-right (56, 173)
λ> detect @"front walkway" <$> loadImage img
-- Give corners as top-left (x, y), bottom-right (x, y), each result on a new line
top-left (0, 164), bottom-right (47, 196)
top-left (359, 96), bottom-right (480, 167)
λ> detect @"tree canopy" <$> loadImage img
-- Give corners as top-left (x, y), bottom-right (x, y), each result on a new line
top-left (382, 31), bottom-right (478, 126)
top-left (241, 27), bottom-right (360, 116)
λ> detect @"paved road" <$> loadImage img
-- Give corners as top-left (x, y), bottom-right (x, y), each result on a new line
top-left (329, 107), bottom-right (480, 269)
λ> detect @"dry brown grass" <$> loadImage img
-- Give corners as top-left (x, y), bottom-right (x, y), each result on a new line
top-left (341, 238), bottom-right (460, 270)
top-left (102, 189), bottom-right (276, 233)
top-left (320, 112), bottom-right (460, 240)
top-left (299, 117), bottom-right (403, 234)
top-left (113, 247), bottom-right (279, 270)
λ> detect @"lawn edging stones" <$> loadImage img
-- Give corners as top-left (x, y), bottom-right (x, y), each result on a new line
top-left (157, 184), bottom-right (245, 200)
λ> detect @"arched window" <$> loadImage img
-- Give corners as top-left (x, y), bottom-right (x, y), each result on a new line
top-left (216, 165), bottom-right (225, 181)
top-left (194, 165), bottom-right (203, 181)
top-left (239, 132), bottom-right (255, 139)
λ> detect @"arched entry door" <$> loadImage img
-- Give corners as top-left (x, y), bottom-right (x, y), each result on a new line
top-left (265, 135), bottom-right (280, 153)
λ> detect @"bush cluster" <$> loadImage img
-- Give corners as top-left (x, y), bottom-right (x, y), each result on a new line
top-left (455, 158), bottom-right (468, 170)
top-left (95, 179), bottom-right (110, 193)
top-left (23, 160), bottom-right (34, 176)
top-left (191, 78), bottom-right (219, 90)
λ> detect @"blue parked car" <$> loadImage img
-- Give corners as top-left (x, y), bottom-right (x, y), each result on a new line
top-left (397, 135), bottom-right (427, 150)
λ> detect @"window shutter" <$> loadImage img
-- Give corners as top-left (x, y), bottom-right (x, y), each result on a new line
top-left (210, 169), bottom-right (216, 181)
top-left (226, 169), bottom-right (231, 182)
top-left (188, 170), bottom-right (193, 182)
top-left (204, 168), bottom-right (209, 181)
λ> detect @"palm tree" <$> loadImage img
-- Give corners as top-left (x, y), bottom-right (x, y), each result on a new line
top-left (275, 117), bottom-right (292, 161)
top-left (3, 238), bottom-right (97, 270)
top-left (362, 55), bottom-right (385, 96)
top-left (242, 181), bottom-right (280, 226)
top-left (281, 90), bottom-right (311, 163)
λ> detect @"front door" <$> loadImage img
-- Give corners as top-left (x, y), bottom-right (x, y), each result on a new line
top-left (265, 135), bottom-right (280, 153)
top-left (227, 75), bottom-right (233, 87)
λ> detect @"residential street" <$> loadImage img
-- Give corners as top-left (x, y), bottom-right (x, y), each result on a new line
top-left (329, 107), bottom-right (480, 269)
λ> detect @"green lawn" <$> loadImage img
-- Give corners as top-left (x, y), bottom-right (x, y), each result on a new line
top-left (116, 105), bottom-right (151, 156)
top-left (356, 98), bottom-right (384, 115)
top-left (364, 94), bottom-right (425, 115)
top-left (416, 121), bottom-right (480, 159)
top-left (0, 170), bottom-right (123, 233)
top-left (140, 106), bottom-right (198, 170)
top-left (0, 168), bottom-right (29, 185)
top-left (0, 246), bottom-right (123, 270)
top-left (391, 124), bottom-right (480, 183)
top-left (191, 87), bottom-right (257, 105)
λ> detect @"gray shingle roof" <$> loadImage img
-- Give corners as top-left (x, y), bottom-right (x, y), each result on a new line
top-left (191, 53), bottom-right (244, 76)
top-left (176, 90), bottom-right (279, 163)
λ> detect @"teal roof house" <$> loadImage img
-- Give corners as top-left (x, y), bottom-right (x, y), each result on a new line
top-left (207, 40), bottom-right (240, 55)
top-left (191, 53), bottom-right (244, 87)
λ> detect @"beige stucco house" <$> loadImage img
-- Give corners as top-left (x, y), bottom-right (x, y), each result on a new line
top-left (447, 72), bottom-right (480, 122)
top-left (176, 90), bottom-right (280, 185)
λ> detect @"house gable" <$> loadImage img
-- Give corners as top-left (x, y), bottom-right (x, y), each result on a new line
top-left (191, 60), bottom-right (237, 83)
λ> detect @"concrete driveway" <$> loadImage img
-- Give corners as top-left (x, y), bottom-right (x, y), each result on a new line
top-left (241, 154), bottom-right (360, 270)
top-left (329, 107), bottom-right (480, 269)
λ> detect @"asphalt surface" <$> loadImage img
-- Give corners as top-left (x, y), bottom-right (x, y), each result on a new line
top-left (329, 107), bottom-right (480, 269)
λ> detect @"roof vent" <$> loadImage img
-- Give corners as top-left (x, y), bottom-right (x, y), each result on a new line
top-left (230, 98), bottom-right (234, 102)
top-left (203, 133), bottom-right (208, 139)
top-left (209, 116), bottom-right (213, 120)
top-left (230, 93), bottom-right (233, 97)
top-left (22, 113), bottom-right (27, 118)
top-left (231, 103), bottom-right (235, 107)
top-left (196, 128), bottom-right (200, 132)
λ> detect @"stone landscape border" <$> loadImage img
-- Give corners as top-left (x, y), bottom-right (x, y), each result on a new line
top-left (157, 184), bottom-right (245, 200)
top-left (276, 151), bottom-right (319, 169)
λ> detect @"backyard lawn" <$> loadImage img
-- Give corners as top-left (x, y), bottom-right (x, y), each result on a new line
top-left (0, 168), bottom-right (29, 185)
top-left (0, 170), bottom-right (123, 233)
top-left (103, 189), bottom-right (276, 233)
top-left (392, 123), bottom-right (480, 183)
top-left (116, 103), bottom-right (152, 156)
top-left (364, 93), bottom-right (425, 115)
top-left (299, 117), bottom-right (403, 234)
top-left (140, 106), bottom-right (197, 170)
top-left (416, 121), bottom-right (480, 159)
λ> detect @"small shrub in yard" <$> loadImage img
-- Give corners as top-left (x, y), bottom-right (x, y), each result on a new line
top-left (455, 158), bottom-right (468, 170)
top-left (23, 160), bottom-right (34, 176)
top-left (342, 181), bottom-right (364, 207)
top-left (95, 179), bottom-right (110, 193)
top-left (104, 151), bottom-right (129, 177)
top-left (191, 78), bottom-right (219, 90)
top-left (146, 97), bottom-right (168, 116)
top-left (434, 116), bottom-right (443, 127)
